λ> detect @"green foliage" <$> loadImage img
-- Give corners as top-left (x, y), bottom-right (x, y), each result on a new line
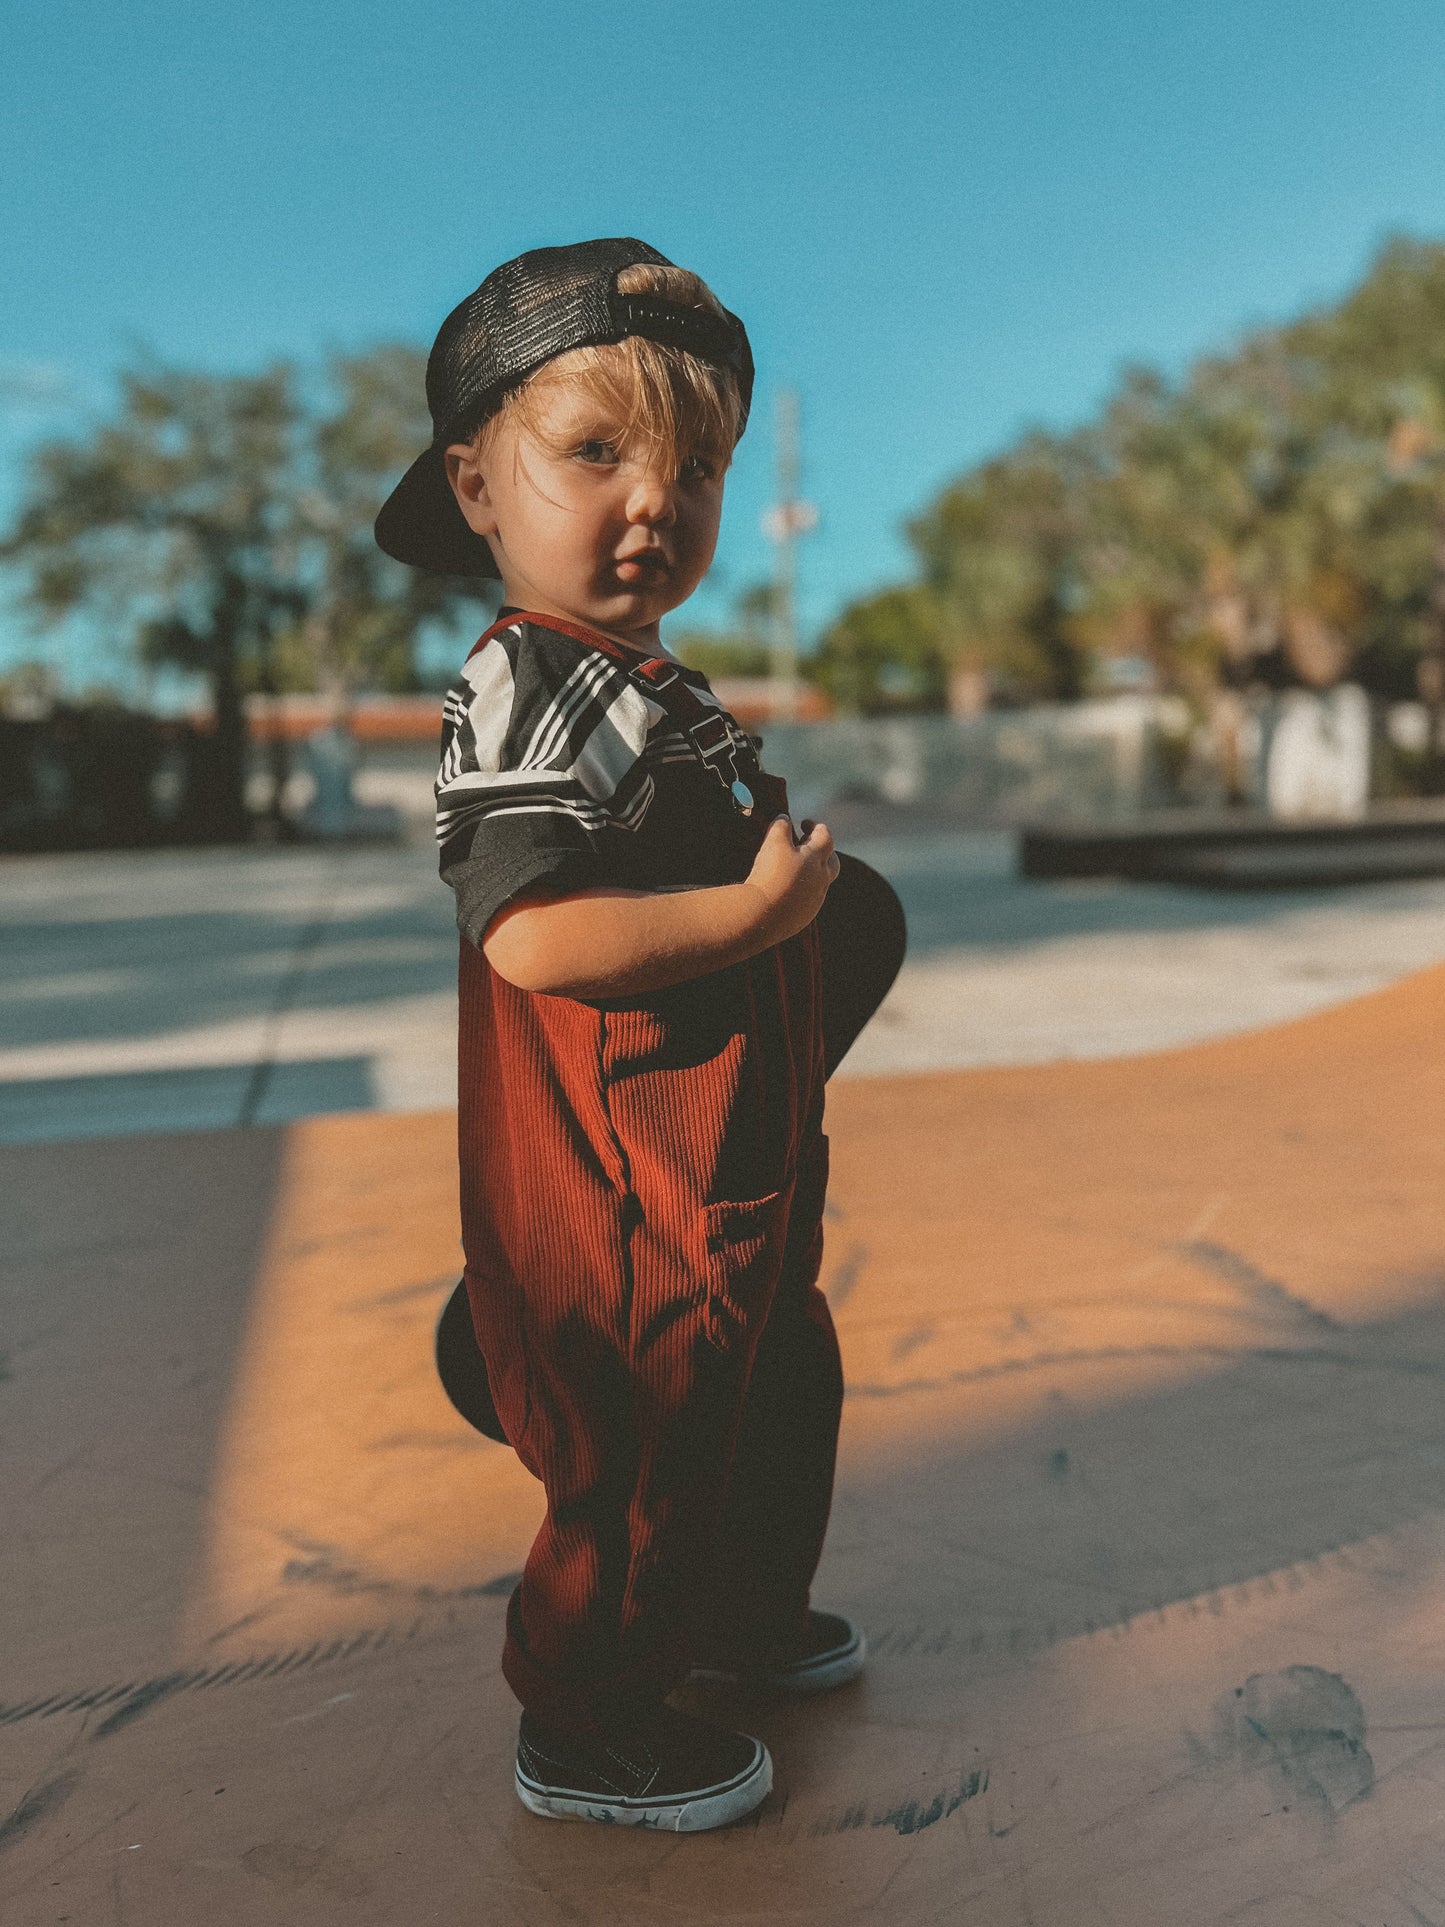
top-left (1, 348), bottom-right (489, 827)
top-left (837, 234), bottom-right (1445, 707)
top-left (907, 433), bottom-right (1093, 701)
top-left (669, 579), bottom-right (779, 679)
top-left (669, 633), bottom-right (773, 678)
top-left (297, 346), bottom-right (489, 695)
top-left (812, 585), bottom-right (949, 714)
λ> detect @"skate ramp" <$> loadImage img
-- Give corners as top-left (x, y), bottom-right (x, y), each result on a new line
top-left (4, 965), bottom-right (1445, 1924)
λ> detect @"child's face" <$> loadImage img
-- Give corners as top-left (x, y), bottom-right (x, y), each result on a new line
top-left (445, 373), bottom-right (728, 642)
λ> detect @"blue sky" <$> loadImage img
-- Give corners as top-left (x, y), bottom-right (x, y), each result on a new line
top-left (6, 0), bottom-right (1445, 686)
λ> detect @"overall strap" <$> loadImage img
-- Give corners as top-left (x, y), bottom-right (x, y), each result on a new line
top-left (470, 609), bottom-right (773, 819)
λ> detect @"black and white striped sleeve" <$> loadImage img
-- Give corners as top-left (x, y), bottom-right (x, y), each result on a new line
top-left (435, 622), bottom-right (661, 947)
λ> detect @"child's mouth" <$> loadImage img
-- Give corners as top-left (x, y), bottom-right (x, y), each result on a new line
top-left (614, 553), bottom-right (668, 584)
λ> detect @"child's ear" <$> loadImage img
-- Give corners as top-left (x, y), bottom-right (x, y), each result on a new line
top-left (445, 442), bottom-right (499, 540)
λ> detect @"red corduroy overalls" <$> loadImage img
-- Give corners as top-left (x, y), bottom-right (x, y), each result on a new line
top-left (457, 622), bottom-right (841, 1737)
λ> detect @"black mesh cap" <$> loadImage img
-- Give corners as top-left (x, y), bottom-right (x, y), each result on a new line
top-left (374, 238), bottom-right (754, 577)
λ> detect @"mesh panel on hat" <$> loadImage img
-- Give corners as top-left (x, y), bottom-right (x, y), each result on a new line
top-left (429, 240), bottom-right (674, 438)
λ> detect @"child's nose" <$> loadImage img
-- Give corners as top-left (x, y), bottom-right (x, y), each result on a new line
top-left (625, 469), bottom-right (677, 526)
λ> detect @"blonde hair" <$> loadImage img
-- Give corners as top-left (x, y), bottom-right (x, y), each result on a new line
top-left (475, 264), bottom-right (745, 479)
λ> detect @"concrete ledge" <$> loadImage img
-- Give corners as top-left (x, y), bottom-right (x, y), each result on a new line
top-left (1020, 800), bottom-right (1445, 889)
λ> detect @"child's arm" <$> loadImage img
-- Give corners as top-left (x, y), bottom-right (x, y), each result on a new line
top-left (483, 815), bottom-right (839, 998)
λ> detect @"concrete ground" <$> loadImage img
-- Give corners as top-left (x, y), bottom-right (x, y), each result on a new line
top-left (6, 826), bottom-right (1445, 1924)
top-left (7, 825), bottom-right (1445, 1141)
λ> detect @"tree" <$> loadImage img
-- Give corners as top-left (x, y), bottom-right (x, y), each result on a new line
top-left (905, 433), bottom-right (1096, 702)
top-left (1281, 238), bottom-right (1445, 772)
top-left (828, 234), bottom-right (1445, 760)
top-left (2, 349), bottom-right (485, 838)
top-left (669, 579), bottom-right (779, 679)
top-left (291, 346), bottom-right (485, 699)
top-left (3, 363), bottom-right (303, 836)
top-left (811, 585), bottom-right (949, 714)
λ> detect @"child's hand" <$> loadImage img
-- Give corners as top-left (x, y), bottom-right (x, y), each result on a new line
top-left (743, 814), bottom-right (840, 942)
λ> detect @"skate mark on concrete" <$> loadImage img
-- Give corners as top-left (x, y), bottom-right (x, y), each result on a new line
top-left (1175, 1240), bottom-right (1341, 1331)
top-left (846, 1337), bottom-right (1445, 1400)
top-left (807, 1766), bottom-right (989, 1837)
top-left (342, 1274), bottom-right (457, 1314)
top-left (0, 1770), bottom-right (80, 1854)
top-left (1199, 1664), bottom-right (1374, 1814)
top-left (93, 1674), bottom-right (194, 1739)
top-left (823, 1240), bottom-right (868, 1310)
top-left (205, 1610), bottom-right (270, 1646)
top-left (890, 1323), bottom-right (935, 1363)
top-left (0, 1573), bottom-right (525, 1733)
top-left (0, 1617), bottom-right (961, 1741)
top-left (0, 1547), bottom-right (1407, 1743)
top-left (280, 1541), bottom-right (521, 1602)
top-left (363, 1429), bottom-right (491, 1454)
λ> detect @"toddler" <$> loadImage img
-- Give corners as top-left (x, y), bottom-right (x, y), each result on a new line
top-left (376, 238), bottom-right (903, 1831)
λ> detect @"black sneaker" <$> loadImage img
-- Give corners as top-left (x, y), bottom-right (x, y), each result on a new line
top-left (689, 1609), bottom-right (866, 1694)
top-left (514, 1703), bottom-right (772, 1831)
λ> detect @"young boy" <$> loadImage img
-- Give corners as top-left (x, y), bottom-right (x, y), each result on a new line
top-left (376, 238), bottom-right (889, 1833)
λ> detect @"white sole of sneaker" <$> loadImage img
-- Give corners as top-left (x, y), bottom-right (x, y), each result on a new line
top-left (515, 1740), bottom-right (772, 1832)
top-left (689, 1626), bottom-right (867, 1695)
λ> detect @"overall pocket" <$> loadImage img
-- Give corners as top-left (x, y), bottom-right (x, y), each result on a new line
top-left (700, 1186), bottom-right (792, 1353)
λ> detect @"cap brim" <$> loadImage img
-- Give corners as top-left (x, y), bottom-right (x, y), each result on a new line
top-left (374, 444), bottom-right (500, 578)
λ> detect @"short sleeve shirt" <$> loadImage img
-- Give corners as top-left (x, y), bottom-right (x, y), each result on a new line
top-left (436, 614), bottom-right (766, 945)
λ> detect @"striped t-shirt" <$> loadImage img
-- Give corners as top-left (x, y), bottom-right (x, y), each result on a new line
top-left (436, 613), bottom-right (767, 947)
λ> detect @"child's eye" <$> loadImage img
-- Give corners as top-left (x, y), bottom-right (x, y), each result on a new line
top-left (680, 454), bottom-right (716, 483)
top-left (575, 439), bottom-right (619, 466)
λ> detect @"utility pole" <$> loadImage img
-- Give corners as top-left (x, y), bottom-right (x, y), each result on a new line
top-left (761, 389), bottom-right (817, 722)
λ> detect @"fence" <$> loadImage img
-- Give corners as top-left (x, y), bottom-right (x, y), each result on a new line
top-left (755, 696), bottom-right (1174, 824)
top-left (0, 710), bottom-right (236, 853)
top-left (8, 690), bottom-right (1433, 855)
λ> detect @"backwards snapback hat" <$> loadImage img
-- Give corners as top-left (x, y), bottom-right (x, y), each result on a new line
top-left (374, 237), bottom-right (755, 578)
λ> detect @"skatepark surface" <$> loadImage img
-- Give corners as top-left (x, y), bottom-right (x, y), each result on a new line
top-left (5, 834), bottom-right (1445, 1924)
